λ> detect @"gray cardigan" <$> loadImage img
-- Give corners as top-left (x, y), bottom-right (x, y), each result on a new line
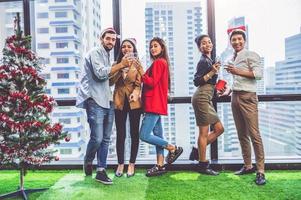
top-left (76, 44), bottom-right (113, 109)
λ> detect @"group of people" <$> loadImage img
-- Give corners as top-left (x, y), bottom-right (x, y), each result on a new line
top-left (76, 26), bottom-right (266, 186)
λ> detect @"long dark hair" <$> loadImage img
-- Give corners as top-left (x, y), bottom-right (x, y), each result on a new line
top-left (116, 39), bottom-right (138, 64)
top-left (149, 37), bottom-right (171, 90)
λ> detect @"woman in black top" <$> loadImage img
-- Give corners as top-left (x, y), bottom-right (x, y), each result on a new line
top-left (191, 34), bottom-right (224, 175)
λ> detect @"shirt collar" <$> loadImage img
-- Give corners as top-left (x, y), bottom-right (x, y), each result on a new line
top-left (202, 53), bottom-right (212, 62)
top-left (235, 48), bottom-right (246, 56)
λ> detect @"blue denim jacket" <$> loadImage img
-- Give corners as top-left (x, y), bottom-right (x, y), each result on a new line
top-left (76, 44), bottom-right (113, 109)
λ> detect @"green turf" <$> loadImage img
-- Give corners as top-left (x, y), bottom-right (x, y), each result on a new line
top-left (0, 170), bottom-right (67, 200)
top-left (0, 170), bottom-right (300, 200)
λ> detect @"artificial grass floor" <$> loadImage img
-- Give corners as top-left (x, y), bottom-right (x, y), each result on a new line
top-left (0, 170), bottom-right (300, 200)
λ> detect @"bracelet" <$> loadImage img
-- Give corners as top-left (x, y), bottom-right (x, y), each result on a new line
top-left (206, 74), bottom-right (211, 79)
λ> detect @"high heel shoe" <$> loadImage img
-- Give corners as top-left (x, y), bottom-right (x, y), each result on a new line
top-left (127, 163), bottom-right (135, 178)
top-left (115, 171), bottom-right (123, 177)
top-left (115, 164), bottom-right (124, 177)
top-left (126, 172), bottom-right (135, 178)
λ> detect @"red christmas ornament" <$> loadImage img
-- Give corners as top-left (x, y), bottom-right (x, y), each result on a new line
top-left (65, 137), bottom-right (71, 142)
top-left (54, 156), bottom-right (60, 161)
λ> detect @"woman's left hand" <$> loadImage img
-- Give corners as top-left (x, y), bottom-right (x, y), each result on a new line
top-left (212, 63), bottom-right (221, 74)
top-left (133, 59), bottom-right (145, 75)
top-left (129, 91), bottom-right (139, 102)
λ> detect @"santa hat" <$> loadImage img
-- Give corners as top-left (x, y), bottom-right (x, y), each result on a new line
top-left (227, 25), bottom-right (246, 40)
top-left (100, 27), bottom-right (119, 38)
top-left (123, 38), bottom-right (137, 46)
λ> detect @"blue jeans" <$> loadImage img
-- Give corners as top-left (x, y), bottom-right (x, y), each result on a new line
top-left (139, 113), bottom-right (168, 156)
top-left (84, 98), bottom-right (114, 168)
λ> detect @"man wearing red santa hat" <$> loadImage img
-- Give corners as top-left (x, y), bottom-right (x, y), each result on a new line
top-left (225, 26), bottom-right (266, 185)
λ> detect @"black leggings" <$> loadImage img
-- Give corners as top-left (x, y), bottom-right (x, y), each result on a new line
top-left (115, 97), bottom-right (141, 164)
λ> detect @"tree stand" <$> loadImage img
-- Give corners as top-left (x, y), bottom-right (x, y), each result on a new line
top-left (0, 168), bottom-right (48, 200)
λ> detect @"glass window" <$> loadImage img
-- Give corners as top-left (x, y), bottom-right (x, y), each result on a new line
top-left (0, 1), bottom-right (23, 56)
top-left (60, 149), bottom-right (72, 155)
top-left (45, 89), bottom-right (51, 94)
top-left (55, 11), bottom-right (67, 18)
top-left (57, 73), bottom-right (70, 79)
top-left (59, 118), bottom-right (71, 124)
top-left (37, 27), bottom-right (49, 33)
top-left (73, 12), bottom-right (77, 20)
top-left (215, 0), bottom-right (301, 159)
top-left (120, 0), bottom-right (208, 161)
top-left (24, 0), bottom-right (114, 164)
top-left (56, 27), bottom-right (68, 33)
top-left (57, 88), bottom-right (70, 94)
top-left (57, 58), bottom-right (69, 64)
top-left (215, 0), bottom-right (301, 96)
top-left (42, 58), bottom-right (50, 64)
top-left (37, 43), bottom-right (50, 49)
top-left (56, 42), bottom-right (68, 48)
top-left (41, 73), bottom-right (51, 79)
top-left (37, 12), bottom-right (48, 18)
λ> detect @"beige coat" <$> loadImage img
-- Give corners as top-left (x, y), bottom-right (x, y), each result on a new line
top-left (110, 65), bottom-right (142, 110)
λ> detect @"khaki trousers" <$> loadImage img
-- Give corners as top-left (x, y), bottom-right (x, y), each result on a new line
top-left (231, 91), bottom-right (265, 172)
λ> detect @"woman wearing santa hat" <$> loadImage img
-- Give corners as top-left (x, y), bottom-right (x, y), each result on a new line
top-left (110, 38), bottom-right (142, 178)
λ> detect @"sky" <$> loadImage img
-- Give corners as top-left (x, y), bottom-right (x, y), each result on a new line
top-left (101, 0), bottom-right (301, 67)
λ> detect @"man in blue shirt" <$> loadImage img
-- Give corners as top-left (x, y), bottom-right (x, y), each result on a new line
top-left (77, 27), bottom-right (129, 185)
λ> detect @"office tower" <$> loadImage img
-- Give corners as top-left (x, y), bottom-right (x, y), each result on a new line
top-left (33, 0), bottom-right (103, 160)
top-left (264, 30), bottom-right (301, 156)
top-left (264, 66), bottom-right (275, 87)
top-left (0, 1), bottom-right (23, 56)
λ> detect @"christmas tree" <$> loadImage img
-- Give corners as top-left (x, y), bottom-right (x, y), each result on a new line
top-left (0, 13), bottom-right (67, 199)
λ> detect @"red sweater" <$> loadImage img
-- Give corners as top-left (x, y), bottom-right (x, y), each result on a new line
top-left (141, 58), bottom-right (169, 115)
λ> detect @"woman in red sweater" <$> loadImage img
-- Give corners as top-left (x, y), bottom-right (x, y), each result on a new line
top-left (135, 37), bottom-right (183, 177)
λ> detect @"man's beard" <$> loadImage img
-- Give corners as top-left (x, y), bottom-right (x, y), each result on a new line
top-left (104, 44), bottom-right (113, 52)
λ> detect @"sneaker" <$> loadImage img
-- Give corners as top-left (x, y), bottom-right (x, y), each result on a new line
top-left (83, 161), bottom-right (93, 176)
top-left (234, 166), bottom-right (256, 175)
top-left (95, 170), bottom-right (113, 185)
top-left (197, 161), bottom-right (219, 176)
top-left (146, 165), bottom-right (167, 177)
top-left (255, 172), bottom-right (266, 185)
top-left (165, 146), bottom-right (183, 164)
top-left (189, 147), bottom-right (199, 161)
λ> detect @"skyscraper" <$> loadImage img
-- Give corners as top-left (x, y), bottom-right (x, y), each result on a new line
top-left (33, 0), bottom-right (103, 161)
top-left (0, 1), bottom-right (23, 56)
top-left (263, 30), bottom-right (301, 156)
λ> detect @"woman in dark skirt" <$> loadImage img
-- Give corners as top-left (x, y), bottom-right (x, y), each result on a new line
top-left (192, 34), bottom-right (224, 175)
